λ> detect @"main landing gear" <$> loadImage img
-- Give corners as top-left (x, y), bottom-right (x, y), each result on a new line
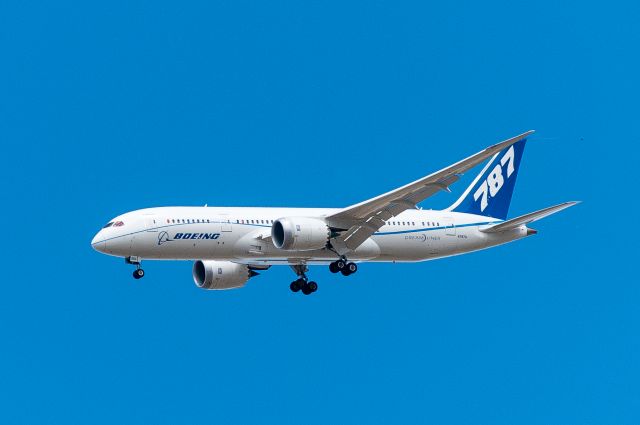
top-left (126, 256), bottom-right (145, 280)
top-left (329, 258), bottom-right (358, 276)
top-left (289, 265), bottom-right (318, 295)
top-left (288, 258), bottom-right (358, 295)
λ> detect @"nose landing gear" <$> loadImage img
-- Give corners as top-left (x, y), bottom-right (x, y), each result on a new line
top-left (126, 256), bottom-right (145, 280)
top-left (133, 268), bottom-right (145, 279)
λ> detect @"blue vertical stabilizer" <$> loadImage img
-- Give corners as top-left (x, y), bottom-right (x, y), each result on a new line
top-left (448, 138), bottom-right (527, 220)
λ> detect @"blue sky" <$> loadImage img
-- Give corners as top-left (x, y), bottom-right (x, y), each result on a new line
top-left (1, 1), bottom-right (638, 423)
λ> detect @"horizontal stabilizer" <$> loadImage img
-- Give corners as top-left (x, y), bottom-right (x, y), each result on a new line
top-left (480, 201), bottom-right (580, 233)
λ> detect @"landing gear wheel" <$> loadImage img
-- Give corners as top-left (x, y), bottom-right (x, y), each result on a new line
top-left (308, 281), bottom-right (318, 293)
top-left (301, 283), bottom-right (313, 295)
top-left (329, 260), bottom-right (346, 273)
top-left (133, 269), bottom-right (145, 279)
top-left (341, 262), bottom-right (357, 276)
top-left (290, 280), bottom-right (302, 292)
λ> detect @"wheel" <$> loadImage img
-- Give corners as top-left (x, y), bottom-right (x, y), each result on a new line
top-left (336, 260), bottom-right (346, 270)
top-left (133, 269), bottom-right (145, 279)
top-left (346, 262), bottom-right (357, 274)
top-left (290, 280), bottom-right (301, 292)
top-left (301, 283), bottom-right (312, 295)
top-left (340, 262), bottom-right (357, 276)
top-left (329, 262), bottom-right (339, 273)
top-left (308, 281), bottom-right (318, 293)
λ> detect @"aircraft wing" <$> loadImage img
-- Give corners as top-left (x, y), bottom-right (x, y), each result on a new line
top-left (325, 131), bottom-right (534, 251)
top-left (479, 201), bottom-right (580, 233)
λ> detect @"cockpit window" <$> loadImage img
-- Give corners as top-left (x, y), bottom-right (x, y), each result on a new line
top-left (103, 221), bottom-right (124, 228)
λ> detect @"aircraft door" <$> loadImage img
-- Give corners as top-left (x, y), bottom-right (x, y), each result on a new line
top-left (442, 216), bottom-right (457, 252)
top-left (144, 215), bottom-right (159, 232)
top-left (443, 217), bottom-right (456, 236)
top-left (219, 214), bottom-right (233, 232)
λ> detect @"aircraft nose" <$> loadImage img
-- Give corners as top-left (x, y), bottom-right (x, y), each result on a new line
top-left (91, 231), bottom-right (107, 253)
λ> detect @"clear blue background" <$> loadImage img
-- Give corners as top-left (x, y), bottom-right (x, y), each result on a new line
top-left (1, 1), bottom-right (637, 423)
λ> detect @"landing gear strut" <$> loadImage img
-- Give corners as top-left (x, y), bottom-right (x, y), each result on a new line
top-left (289, 264), bottom-right (317, 295)
top-left (329, 257), bottom-right (357, 276)
top-left (126, 256), bottom-right (145, 280)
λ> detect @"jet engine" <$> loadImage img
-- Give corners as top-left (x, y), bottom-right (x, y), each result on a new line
top-left (271, 217), bottom-right (331, 251)
top-left (192, 260), bottom-right (258, 290)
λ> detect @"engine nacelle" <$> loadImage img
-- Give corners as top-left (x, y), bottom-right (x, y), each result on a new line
top-left (271, 217), bottom-right (331, 251)
top-left (192, 260), bottom-right (257, 290)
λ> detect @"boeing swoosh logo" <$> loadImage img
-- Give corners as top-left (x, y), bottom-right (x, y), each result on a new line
top-left (158, 231), bottom-right (173, 246)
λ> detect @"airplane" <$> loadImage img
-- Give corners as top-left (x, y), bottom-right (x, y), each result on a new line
top-left (91, 131), bottom-right (578, 295)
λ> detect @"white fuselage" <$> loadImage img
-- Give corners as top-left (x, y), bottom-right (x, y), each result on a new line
top-left (91, 207), bottom-right (529, 265)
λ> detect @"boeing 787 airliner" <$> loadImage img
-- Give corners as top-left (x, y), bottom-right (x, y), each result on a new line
top-left (91, 131), bottom-right (578, 295)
